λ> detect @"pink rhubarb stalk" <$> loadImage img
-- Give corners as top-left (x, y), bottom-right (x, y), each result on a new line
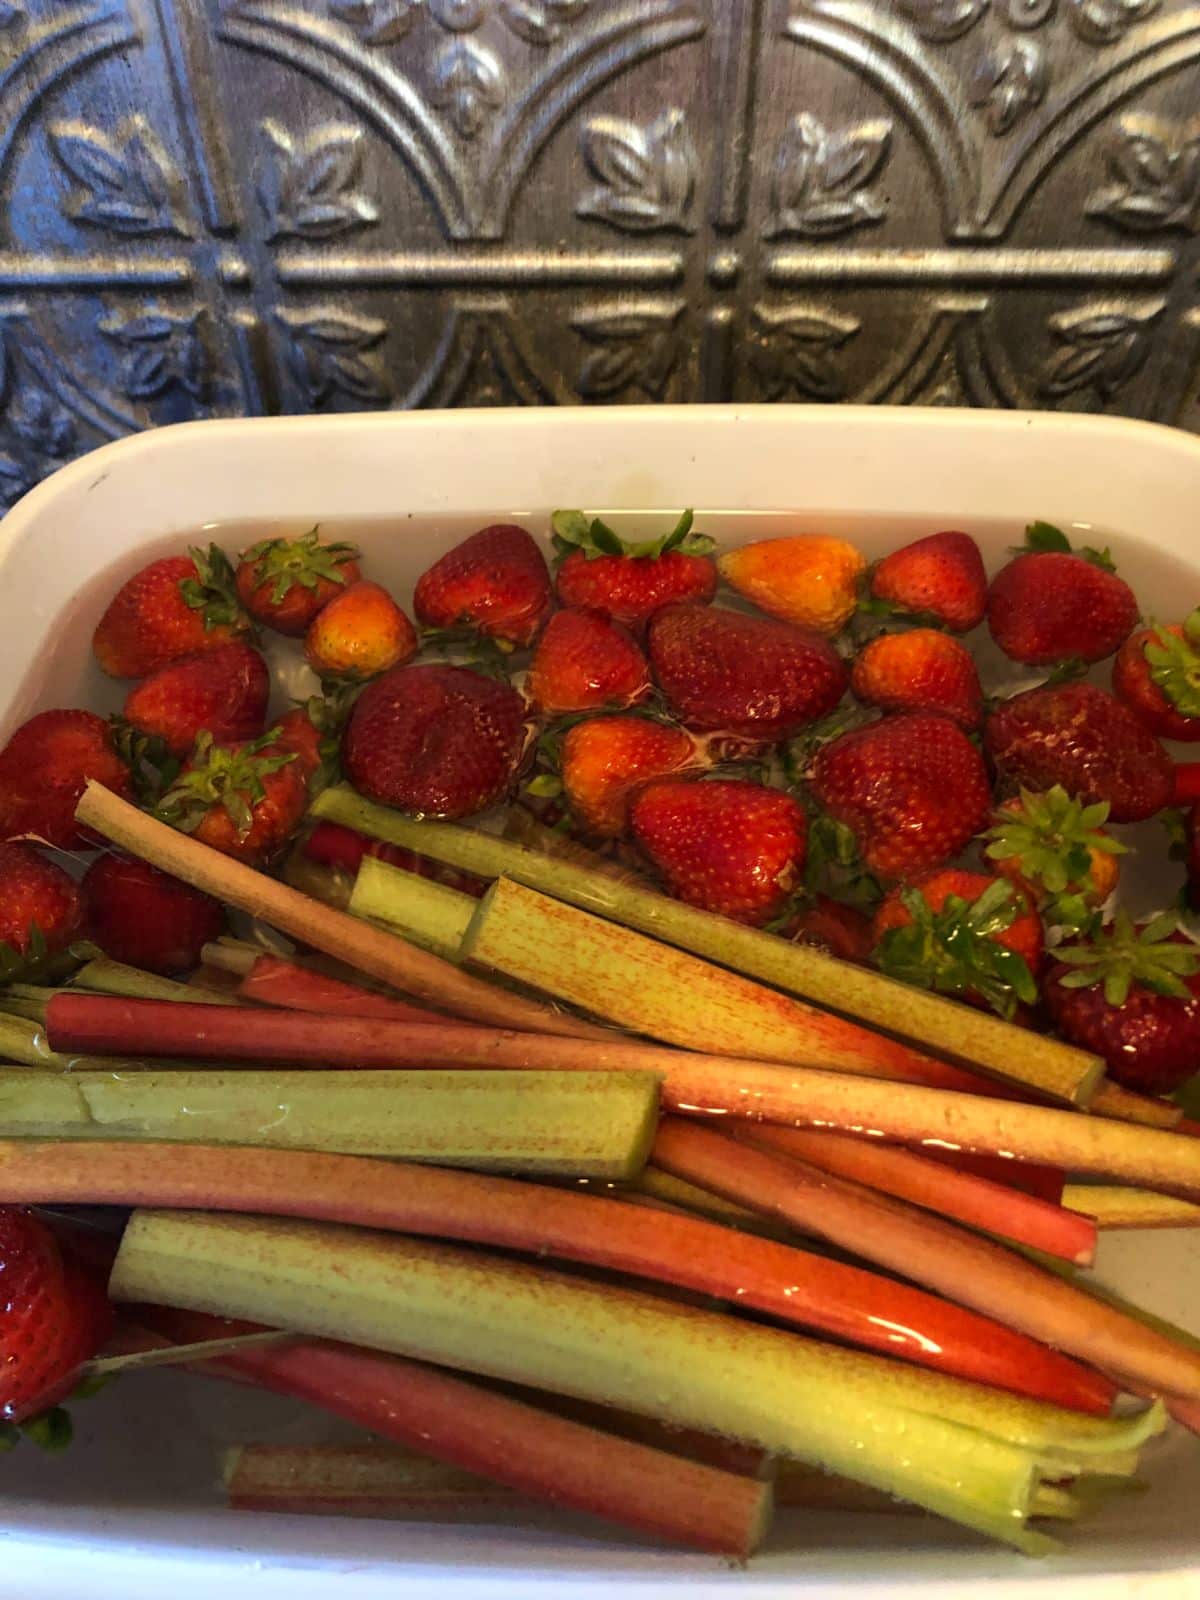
top-left (127, 1307), bottom-right (770, 1556)
top-left (652, 1117), bottom-right (1200, 1404)
top-left (0, 1139), bottom-right (1113, 1411)
top-left (748, 1125), bottom-right (1097, 1264)
top-left (235, 952), bottom-right (451, 1025)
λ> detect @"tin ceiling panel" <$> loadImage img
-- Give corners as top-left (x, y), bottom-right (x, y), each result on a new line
top-left (0, 0), bottom-right (1198, 499)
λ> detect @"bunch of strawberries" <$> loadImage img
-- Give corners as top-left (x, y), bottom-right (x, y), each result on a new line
top-left (5, 513), bottom-right (1200, 1124)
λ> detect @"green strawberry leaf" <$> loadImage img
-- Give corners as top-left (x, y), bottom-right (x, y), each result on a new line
top-left (179, 543), bottom-right (248, 633)
top-left (156, 729), bottom-right (297, 838)
top-left (854, 594), bottom-right (949, 631)
top-left (1054, 908), bottom-right (1200, 1007)
top-left (109, 717), bottom-right (183, 806)
top-left (803, 814), bottom-right (883, 914)
top-left (0, 931), bottom-right (98, 991)
top-left (1080, 544), bottom-right (1117, 573)
top-left (240, 527), bottom-right (359, 606)
top-left (525, 773), bottom-right (563, 800)
top-left (1023, 521), bottom-right (1072, 554)
top-left (874, 879), bottom-right (1037, 1020)
top-left (1038, 656), bottom-right (1089, 689)
top-left (983, 784), bottom-right (1123, 914)
top-left (1144, 617), bottom-right (1200, 720)
top-left (20, 1406), bottom-right (73, 1453)
top-left (550, 509), bottom-right (708, 564)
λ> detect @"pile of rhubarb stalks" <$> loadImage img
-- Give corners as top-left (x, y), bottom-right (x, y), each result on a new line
top-left (0, 774), bottom-right (1195, 1560)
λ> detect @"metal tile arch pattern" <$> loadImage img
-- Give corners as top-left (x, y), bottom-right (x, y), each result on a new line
top-left (1, 0), bottom-right (1199, 501)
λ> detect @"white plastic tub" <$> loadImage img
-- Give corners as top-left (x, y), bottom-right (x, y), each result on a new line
top-left (0, 406), bottom-right (1198, 1598)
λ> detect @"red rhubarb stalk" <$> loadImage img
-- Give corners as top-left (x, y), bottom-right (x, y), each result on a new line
top-left (748, 1125), bottom-right (1097, 1264)
top-left (652, 1117), bottom-right (1200, 1404)
top-left (43, 998), bottom-right (1200, 1196)
top-left (235, 952), bottom-right (451, 1025)
top-left (0, 1139), bottom-right (1112, 1411)
top-left (127, 1307), bottom-right (770, 1556)
top-left (919, 1147), bottom-right (1065, 1204)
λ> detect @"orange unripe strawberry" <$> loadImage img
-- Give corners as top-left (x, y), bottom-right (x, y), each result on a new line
top-left (304, 581), bottom-right (417, 681)
top-left (718, 535), bottom-right (866, 636)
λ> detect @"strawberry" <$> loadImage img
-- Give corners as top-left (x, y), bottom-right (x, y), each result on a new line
top-left (235, 529), bottom-right (361, 636)
top-left (717, 535), bottom-right (866, 636)
top-left (527, 608), bottom-right (650, 716)
top-left (986, 523), bottom-right (1138, 666)
top-left (1113, 611), bottom-right (1200, 742)
top-left (0, 709), bottom-right (131, 850)
top-left (785, 895), bottom-right (873, 964)
top-left (850, 628), bottom-right (982, 729)
top-left (122, 641), bottom-right (270, 758)
top-left (1045, 911), bottom-right (1200, 1094)
top-left (0, 1207), bottom-right (113, 1425)
top-left (93, 545), bottom-right (248, 679)
top-left (809, 712), bottom-right (992, 879)
top-left (273, 707), bottom-right (326, 787)
top-left (156, 730), bottom-right (307, 866)
top-left (647, 603), bottom-right (848, 739)
top-left (1185, 802), bottom-right (1200, 914)
top-left (561, 716), bottom-right (702, 838)
top-left (414, 523), bottom-right (552, 647)
top-left (985, 682), bottom-right (1172, 824)
top-left (871, 870), bottom-right (1042, 1020)
top-left (983, 786), bottom-right (1124, 937)
top-left (304, 581), bottom-right (418, 681)
top-left (81, 853), bottom-right (226, 975)
top-left (552, 509), bottom-right (716, 627)
top-left (867, 531), bottom-right (986, 632)
top-left (0, 842), bottom-right (85, 984)
top-left (630, 778), bottom-right (807, 926)
top-left (343, 663), bottom-right (527, 821)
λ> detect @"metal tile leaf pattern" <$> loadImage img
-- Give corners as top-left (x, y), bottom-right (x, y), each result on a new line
top-left (0, 0), bottom-right (1197, 499)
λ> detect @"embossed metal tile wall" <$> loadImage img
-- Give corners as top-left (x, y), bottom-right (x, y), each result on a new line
top-left (1, 0), bottom-right (1198, 500)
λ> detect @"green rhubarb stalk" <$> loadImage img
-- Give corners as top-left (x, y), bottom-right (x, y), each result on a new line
top-left (349, 858), bottom-right (475, 960)
top-left (0, 1012), bottom-right (78, 1070)
top-left (0, 987), bottom-right (53, 1025)
top-left (223, 1443), bottom-right (523, 1517)
top-left (109, 1209), bottom-right (1163, 1554)
top-left (461, 879), bottom-right (985, 1089)
top-left (0, 1068), bottom-right (658, 1180)
top-left (313, 787), bottom-right (1102, 1105)
top-left (1061, 1185), bottom-right (1200, 1229)
top-left (75, 958), bottom-right (238, 1006)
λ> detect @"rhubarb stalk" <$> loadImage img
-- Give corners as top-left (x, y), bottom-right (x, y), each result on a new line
top-left (349, 858), bottom-right (475, 960)
top-left (747, 1125), bottom-right (1097, 1264)
top-left (223, 1443), bottom-right (524, 1518)
top-left (136, 1308), bottom-right (770, 1556)
top-left (75, 957), bottom-right (239, 1006)
top-left (1061, 1185), bottom-right (1200, 1229)
top-left (44, 996), bottom-right (1197, 1193)
top-left (73, 781), bottom-right (605, 1041)
top-left (315, 787), bottom-right (1102, 1105)
top-left (462, 877), bottom-right (1039, 1095)
top-left (653, 1117), bottom-right (1200, 1404)
top-left (109, 1209), bottom-right (1164, 1554)
top-left (0, 1138), bottom-right (1113, 1409)
top-left (233, 952), bottom-right (450, 1025)
top-left (0, 1068), bottom-right (659, 1179)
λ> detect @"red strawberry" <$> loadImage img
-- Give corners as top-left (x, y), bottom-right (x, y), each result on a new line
top-left (560, 716), bottom-right (703, 838)
top-left (235, 530), bottom-right (361, 637)
top-left (871, 869), bottom-right (1042, 1019)
top-left (156, 730), bottom-right (307, 865)
top-left (93, 546), bottom-right (248, 679)
top-left (985, 682), bottom-right (1172, 824)
top-left (631, 778), bottom-right (807, 926)
top-left (0, 709), bottom-right (131, 850)
top-left (414, 524), bottom-right (552, 647)
top-left (1045, 912), bottom-right (1200, 1094)
top-left (647, 603), bottom-right (847, 739)
top-left (81, 853), bottom-right (226, 974)
top-left (868, 531), bottom-right (986, 633)
top-left (305, 581), bottom-right (418, 681)
top-left (273, 707), bottom-right (326, 787)
top-left (1113, 611), bottom-right (1200, 742)
top-left (1183, 802), bottom-right (1200, 915)
top-left (343, 664), bottom-right (527, 820)
top-left (986, 524), bottom-right (1137, 666)
top-left (527, 608), bottom-right (650, 716)
top-left (810, 713), bottom-right (992, 878)
top-left (785, 895), bottom-right (873, 964)
top-left (0, 1207), bottom-right (113, 1424)
top-left (553, 509), bottom-right (716, 627)
top-left (122, 642), bottom-right (270, 758)
top-left (850, 628), bottom-right (982, 729)
top-left (0, 842), bottom-right (85, 980)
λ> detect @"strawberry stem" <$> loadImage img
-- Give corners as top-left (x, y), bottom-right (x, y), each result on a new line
top-left (156, 729), bottom-right (298, 837)
top-left (240, 529), bottom-right (358, 605)
top-left (178, 543), bottom-right (247, 632)
top-left (550, 508), bottom-right (713, 564)
top-left (1144, 611), bottom-right (1200, 719)
top-left (874, 879), bottom-right (1038, 1021)
top-left (1055, 909), bottom-right (1200, 1007)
